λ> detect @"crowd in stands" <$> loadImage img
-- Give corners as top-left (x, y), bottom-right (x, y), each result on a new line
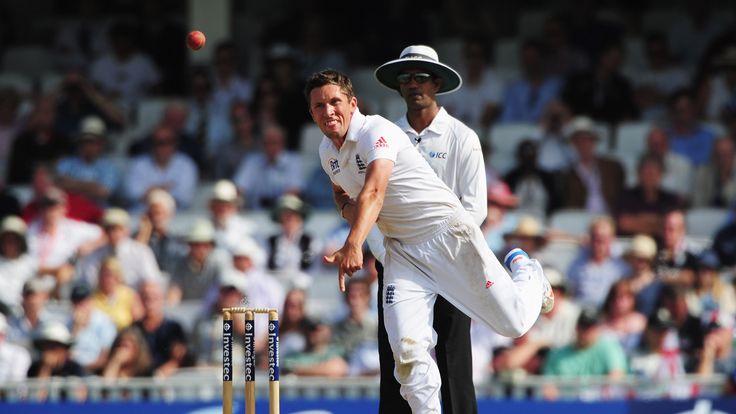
top-left (1, 0), bottom-right (736, 401)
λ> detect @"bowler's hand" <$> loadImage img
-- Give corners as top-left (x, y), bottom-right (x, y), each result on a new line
top-left (324, 243), bottom-right (363, 292)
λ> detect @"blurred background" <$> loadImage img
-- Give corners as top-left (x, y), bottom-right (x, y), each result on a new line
top-left (1, 0), bottom-right (736, 412)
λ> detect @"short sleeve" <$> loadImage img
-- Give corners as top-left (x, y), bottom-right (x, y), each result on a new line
top-left (364, 132), bottom-right (399, 164)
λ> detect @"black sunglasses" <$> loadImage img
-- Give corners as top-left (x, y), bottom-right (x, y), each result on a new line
top-left (397, 72), bottom-right (434, 84)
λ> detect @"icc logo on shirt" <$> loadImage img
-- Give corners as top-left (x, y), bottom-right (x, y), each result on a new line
top-left (429, 151), bottom-right (448, 159)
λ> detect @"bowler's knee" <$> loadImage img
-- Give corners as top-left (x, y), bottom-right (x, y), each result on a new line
top-left (394, 337), bottom-right (428, 383)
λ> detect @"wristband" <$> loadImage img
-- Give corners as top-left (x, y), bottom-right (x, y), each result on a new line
top-left (340, 201), bottom-right (350, 219)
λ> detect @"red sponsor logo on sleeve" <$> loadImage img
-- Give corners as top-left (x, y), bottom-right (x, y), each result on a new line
top-left (485, 280), bottom-right (494, 289)
top-left (373, 136), bottom-right (389, 149)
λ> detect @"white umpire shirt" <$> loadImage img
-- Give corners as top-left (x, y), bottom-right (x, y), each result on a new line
top-left (319, 109), bottom-right (461, 242)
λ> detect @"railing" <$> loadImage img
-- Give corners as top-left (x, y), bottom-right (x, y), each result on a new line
top-left (0, 369), bottom-right (727, 402)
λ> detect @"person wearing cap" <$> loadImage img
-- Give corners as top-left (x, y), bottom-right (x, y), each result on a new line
top-left (4, 278), bottom-right (57, 348)
top-left (134, 188), bottom-right (187, 275)
top-left (168, 219), bottom-right (230, 304)
top-left (266, 194), bottom-right (318, 281)
top-left (27, 320), bottom-right (86, 379)
top-left (0, 313), bottom-right (31, 383)
top-left (307, 69), bottom-right (552, 413)
top-left (208, 179), bottom-right (255, 248)
top-left (481, 180), bottom-right (520, 254)
top-left (629, 308), bottom-right (688, 389)
top-left (560, 116), bottom-right (625, 213)
top-left (373, 44), bottom-right (488, 413)
top-left (66, 282), bottom-right (116, 373)
top-left (501, 215), bottom-right (548, 257)
top-left (77, 207), bottom-right (163, 289)
top-left (684, 250), bottom-right (736, 325)
top-left (623, 234), bottom-right (661, 316)
top-left (55, 115), bottom-right (120, 205)
top-left (0, 216), bottom-right (37, 313)
top-left (22, 163), bottom-right (103, 224)
top-left (232, 124), bottom-right (303, 210)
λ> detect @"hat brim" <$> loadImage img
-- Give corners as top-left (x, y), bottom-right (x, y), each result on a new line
top-left (375, 59), bottom-right (462, 95)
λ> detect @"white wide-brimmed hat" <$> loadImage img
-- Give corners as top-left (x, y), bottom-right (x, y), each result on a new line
top-left (375, 45), bottom-right (462, 95)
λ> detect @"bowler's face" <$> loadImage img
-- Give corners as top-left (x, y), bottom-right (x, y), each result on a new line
top-left (309, 84), bottom-right (357, 141)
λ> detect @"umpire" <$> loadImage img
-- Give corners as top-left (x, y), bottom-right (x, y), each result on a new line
top-left (372, 45), bottom-right (487, 413)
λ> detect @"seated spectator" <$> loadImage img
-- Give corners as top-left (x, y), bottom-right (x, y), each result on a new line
top-left (185, 69), bottom-right (230, 169)
top-left (212, 41), bottom-right (253, 112)
top-left (6, 96), bottom-right (70, 185)
top-left (655, 285), bottom-right (705, 372)
top-left (56, 116), bottom-right (120, 206)
top-left (655, 210), bottom-right (699, 285)
top-left (697, 46), bottom-right (736, 121)
top-left (134, 189), bottom-right (187, 276)
top-left (282, 320), bottom-right (348, 377)
top-left (331, 278), bottom-right (378, 376)
top-left (67, 283), bottom-right (117, 374)
top-left (562, 41), bottom-right (638, 124)
top-left (90, 21), bottom-right (160, 111)
top-left (28, 321), bottom-right (86, 378)
top-left (168, 220), bottom-right (230, 304)
top-left (666, 90), bottom-right (718, 167)
top-left (693, 137), bottom-right (736, 207)
top-left (500, 38), bottom-right (562, 123)
top-left (645, 127), bottom-right (694, 201)
top-left (536, 100), bottom-right (575, 172)
top-left (684, 251), bottom-right (736, 325)
top-left (208, 180), bottom-right (254, 248)
top-left (481, 181), bottom-right (520, 254)
top-left (266, 195), bottom-right (318, 287)
top-left (615, 154), bottom-right (684, 237)
top-left (22, 163), bottom-right (103, 224)
top-left (441, 35), bottom-right (504, 129)
top-left (0, 86), bottom-right (25, 173)
top-left (91, 256), bottom-right (144, 331)
top-left (280, 288), bottom-right (313, 357)
top-left (102, 326), bottom-right (154, 379)
top-left (567, 216), bottom-right (629, 308)
top-left (133, 281), bottom-right (193, 378)
top-left (124, 126), bottom-right (198, 211)
top-left (561, 117), bottom-right (625, 213)
top-left (504, 140), bottom-right (559, 217)
top-left (713, 204), bottom-right (736, 267)
top-left (0, 216), bottom-right (37, 314)
top-left (542, 308), bottom-right (627, 398)
top-left (0, 313), bottom-right (31, 384)
top-left (600, 280), bottom-right (647, 356)
top-left (629, 309), bottom-right (688, 393)
top-left (541, 15), bottom-right (589, 77)
top-left (501, 215), bottom-right (547, 258)
top-left (5, 278), bottom-right (56, 348)
top-left (213, 102), bottom-right (259, 180)
top-left (623, 234), bottom-right (661, 317)
top-left (233, 124), bottom-right (302, 210)
top-left (78, 208), bottom-right (162, 288)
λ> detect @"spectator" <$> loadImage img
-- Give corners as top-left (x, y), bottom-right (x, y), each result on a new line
top-left (233, 124), bottom-right (302, 210)
top-left (655, 284), bottom-right (705, 372)
top-left (211, 42), bottom-right (253, 114)
top-left (279, 288), bottom-right (313, 357)
top-left (331, 278), bottom-right (378, 375)
top-left (90, 21), bottom-right (161, 111)
top-left (67, 283), bottom-right (116, 374)
top-left (501, 215), bottom-right (547, 258)
top-left (213, 102), bottom-right (259, 180)
top-left (5, 278), bottom-right (56, 348)
top-left (504, 139), bottom-right (559, 217)
top-left (124, 126), bottom-right (199, 211)
top-left (712, 205), bottom-right (736, 267)
top-left (600, 279), bottom-right (647, 355)
top-left (645, 127), bottom-right (694, 201)
top-left (27, 321), bottom-right (86, 379)
top-left (129, 102), bottom-right (200, 168)
top-left (0, 313), bottom-right (30, 383)
top-left (629, 309), bottom-right (687, 391)
top-left (282, 320), bottom-right (348, 378)
top-left (632, 32), bottom-right (691, 121)
top-left (692, 137), bottom-right (736, 207)
top-left (668, 0), bottom-right (732, 69)
top-left (655, 210), bottom-right (699, 285)
top-left (481, 180), bottom-right (520, 254)
top-left (542, 15), bottom-right (589, 77)
top-left (266, 195), bottom-right (318, 286)
top-left (537, 100), bottom-right (575, 172)
top-left (500, 38), bottom-right (562, 123)
top-left (614, 154), bottom-right (684, 237)
top-left (562, 41), bottom-right (638, 124)
top-left (623, 234), bottom-right (662, 317)
top-left (185, 68), bottom-right (229, 169)
top-left (542, 308), bottom-right (627, 398)
top-left (91, 256), bottom-right (144, 331)
top-left (134, 281), bottom-right (193, 378)
top-left (208, 180), bottom-right (254, 248)
top-left (567, 216), bottom-right (629, 308)
top-left (684, 251), bottom-right (736, 325)
top-left (441, 35), bottom-right (504, 129)
top-left (134, 189), bottom-right (186, 275)
top-left (561, 116), bottom-right (625, 213)
top-left (0, 216), bottom-right (37, 314)
top-left (697, 46), bottom-right (736, 121)
top-left (6, 96), bottom-right (69, 185)
top-left (102, 326), bottom-right (154, 379)
top-left (666, 90), bottom-right (718, 167)
top-left (26, 187), bottom-right (102, 293)
top-left (168, 219), bottom-right (230, 304)
top-left (77, 208), bottom-right (162, 288)
top-left (294, 16), bottom-right (349, 78)
top-left (0, 86), bottom-right (24, 173)
top-left (56, 116), bottom-right (120, 206)
top-left (22, 163), bottom-right (103, 224)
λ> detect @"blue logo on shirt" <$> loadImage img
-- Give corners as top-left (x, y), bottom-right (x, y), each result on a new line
top-left (329, 158), bottom-right (340, 175)
top-left (429, 152), bottom-right (448, 159)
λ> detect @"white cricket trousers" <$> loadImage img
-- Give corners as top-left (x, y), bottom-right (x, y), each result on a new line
top-left (382, 209), bottom-right (544, 413)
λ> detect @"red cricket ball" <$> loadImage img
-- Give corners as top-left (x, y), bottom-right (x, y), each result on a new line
top-left (187, 31), bottom-right (206, 51)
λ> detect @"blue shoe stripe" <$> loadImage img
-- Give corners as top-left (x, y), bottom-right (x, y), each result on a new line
top-left (504, 249), bottom-right (529, 270)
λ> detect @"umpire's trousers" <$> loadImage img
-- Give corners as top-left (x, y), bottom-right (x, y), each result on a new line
top-left (376, 261), bottom-right (478, 414)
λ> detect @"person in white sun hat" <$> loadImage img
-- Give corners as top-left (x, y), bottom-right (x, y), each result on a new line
top-left (306, 68), bottom-right (553, 414)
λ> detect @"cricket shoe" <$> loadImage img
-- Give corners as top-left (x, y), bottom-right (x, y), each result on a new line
top-left (504, 248), bottom-right (555, 314)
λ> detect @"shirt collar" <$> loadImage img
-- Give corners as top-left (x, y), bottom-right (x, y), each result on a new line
top-left (344, 109), bottom-right (366, 144)
top-left (396, 107), bottom-right (451, 137)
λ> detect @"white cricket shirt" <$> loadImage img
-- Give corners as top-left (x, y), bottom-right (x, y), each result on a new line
top-left (319, 110), bottom-right (461, 241)
top-left (396, 107), bottom-right (487, 226)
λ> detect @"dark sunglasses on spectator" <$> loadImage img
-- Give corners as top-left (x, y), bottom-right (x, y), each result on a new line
top-left (397, 72), bottom-right (433, 84)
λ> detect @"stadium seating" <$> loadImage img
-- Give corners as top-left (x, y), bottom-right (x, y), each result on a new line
top-left (548, 209), bottom-right (599, 238)
top-left (685, 207), bottom-right (729, 239)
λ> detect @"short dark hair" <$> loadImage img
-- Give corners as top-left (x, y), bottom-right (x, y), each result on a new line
top-left (303, 69), bottom-right (354, 105)
top-left (638, 152), bottom-right (664, 172)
